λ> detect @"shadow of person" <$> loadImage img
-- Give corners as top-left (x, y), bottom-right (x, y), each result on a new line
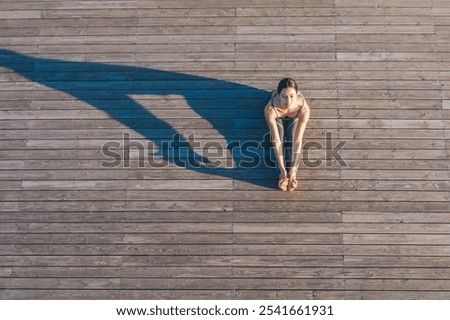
top-left (0, 48), bottom-right (277, 188)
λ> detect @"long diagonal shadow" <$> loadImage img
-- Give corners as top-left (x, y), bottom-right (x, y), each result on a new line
top-left (0, 49), bottom-right (276, 188)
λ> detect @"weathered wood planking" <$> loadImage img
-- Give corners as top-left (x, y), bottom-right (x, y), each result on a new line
top-left (0, 0), bottom-right (449, 299)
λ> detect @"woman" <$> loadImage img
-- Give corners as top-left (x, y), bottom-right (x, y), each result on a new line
top-left (265, 78), bottom-right (310, 191)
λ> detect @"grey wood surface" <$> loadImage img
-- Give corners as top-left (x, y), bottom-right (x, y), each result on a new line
top-left (0, 0), bottom-right (449, 299)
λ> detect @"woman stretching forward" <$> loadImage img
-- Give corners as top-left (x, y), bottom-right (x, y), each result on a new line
top-left (265, 78), bottom-right (310, 191)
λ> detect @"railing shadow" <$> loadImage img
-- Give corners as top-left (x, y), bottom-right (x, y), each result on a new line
top-left (0, 49), bottom-right (277, 189)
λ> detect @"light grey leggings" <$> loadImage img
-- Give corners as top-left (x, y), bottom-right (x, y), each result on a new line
top-left (271, 117), bottom-right (299, 173)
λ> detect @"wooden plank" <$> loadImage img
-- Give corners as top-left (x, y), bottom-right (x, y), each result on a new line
top-left (0, 118), bottom-right (446, 131)
top-left (41, 8), bottom-right (235, 19)
top-left (342, 223), bottom-right (450, 234)
top-left (4, 278), bottom-right (345, 290)
top-left (343, 245), bottom-right (450, 256)
top-left (0, 158), bottom-right (445, 171)
top-left (343, 212), bottom-right (450, 223)
top-left (0, 1), bottom-right (139, 10)
top-left (10, 222), bottom-right (232, 233)
top-left (1, 289), bottom-right (317, 300)
top-left (335, 0), bottom-right (431, 7)
top-left (1, 244), bottom-right (235, 256)
top-left (345, 256), bottom-right (450, 268)
top-left (340, 170), bottom-right (448, 180)
top-left (0, 255), bottom-right (343, 267)
top-left (0, 11), bottom-right (41, 19)
top-left (2, 244), bottom-right (343, 256)
top-left (337, 7), bottom-right (432, 17)
top-left (1, 288), bottom-right (445, 300)
top-left (0, 181), bottom-right (21, 190)
top-left (340, 191), bottom-right (448, 202)
top-left (238, 25), bottom-right (435, 35)
top-left (0, 200), bottom-right (235, 212)
top-left (0, 167), bottom-right (254, 180)
top-left (338, 52), bottom-right (444, 62)
top-left (235, 201), bottom-right (449, 213)
top-left (344, 234), bottom-right (450, 245)
top-left (0, 233), bottom-right (341, 245)
top-left (4, 179), bottom-right (234, 191)
top-left (0, 265), bottom-right (375, 279)
top-left (0, 17), bottom-right (138, 28)
top-left (340, 179), bottom-right (449, 191)
top-left (345, 279), bottom-right (450, 291)
top-left (337, 15), bottom-right (435, 25)
top-left (348, 291), bottom-right (450, 299)
top-left (2, 128), bottom-right (444, 141)
top-left (8, 266), bottom-right (233, 278)
top-left (0, 211), bottom-right (341, 224)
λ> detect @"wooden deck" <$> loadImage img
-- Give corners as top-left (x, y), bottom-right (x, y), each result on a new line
top-left (0, 0), bottom-right (449, 299)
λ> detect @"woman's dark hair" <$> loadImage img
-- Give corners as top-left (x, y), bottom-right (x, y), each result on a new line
top-left (277, 77), bottom-right (299, 94)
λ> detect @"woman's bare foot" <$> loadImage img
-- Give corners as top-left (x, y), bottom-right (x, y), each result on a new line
top-left (278, 172), bottom-right (289, 191)
top-left (288, 177), bottom-right (298, 191)
top-left (288, 171), bottom-right (298, 191)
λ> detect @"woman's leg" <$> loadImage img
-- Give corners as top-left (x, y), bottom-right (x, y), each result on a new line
top-left (270, 118), bottom-right (286, 176)
top-left (285, 118), bottom-right (299, 171)
top-left (286, 118), bottom-right (301, 191)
